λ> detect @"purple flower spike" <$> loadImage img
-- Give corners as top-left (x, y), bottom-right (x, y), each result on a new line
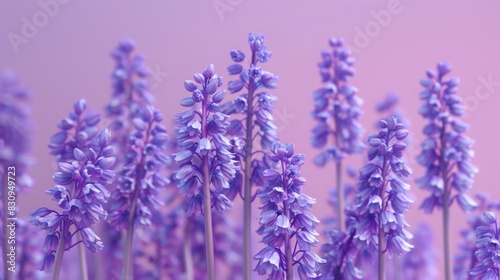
top-left (401, 223), bottom-right (437, 280)
top-left (105, 39), bottom-right (154, 152)
top-left (417, 62), bottom-right (478, 214)
top-left (254, 141), bottom-right (325, 279)
top-left (221, 32), bottom-right (280, 279)
top-left (0, 71), bottom-right (34, 192)
top-left (107, 105), bottom-right (169, 229)
top-left (174, 65), bottom-right (239, 214)
top-left (354, 116), bottom-right (413, 278)
top-left (311, 38), bottom-right (364, 234)
top-left (30, 100), bottom-right (116, 274)
top-left (312, 38), bottom-right (364, 166)
top-left (175, 64), bottom-right (239, 280)
top-left (417, 62), bottom-right (477, 279)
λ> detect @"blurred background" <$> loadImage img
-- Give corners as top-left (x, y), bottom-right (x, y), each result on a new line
top-left (2, 0), bottom-right (500, 278)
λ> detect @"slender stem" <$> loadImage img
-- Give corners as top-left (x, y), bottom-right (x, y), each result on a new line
top-left (52, 222), bottom-right (68, 280)
top-left (201, 88), bottom-right (215, 280)
top-left (334, 230), bottom-right (355, 278)
top-left (183, 219), bottom-right (194, 280)
top-left (335, 161), bottom-right (344, 232)
top-left (440, 125), bottom-right (452, 280)
top-left (121, 124), bottom-right (152, 280)
top-left (281, 161), bottom-right (294, 280)
top-left (378, 139), bottom-right (390, 280)
top-left (243, 52), bottom-right (257, 280)
top-left (78, 239), bottom-right (89, 280)
top-left (332, 112), bottom-right (345, 233)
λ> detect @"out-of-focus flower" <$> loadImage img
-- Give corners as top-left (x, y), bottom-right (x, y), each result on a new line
top-left (311, 37), bottom-right (364, 168)
top-left (401, 223), bottom-right (438, 280)
top-left (470, 211), bottom-right (500, 279)
top-left (417, 62), bottom-right (477, 213)
top-left (105, 39), bottom-right (154, 152)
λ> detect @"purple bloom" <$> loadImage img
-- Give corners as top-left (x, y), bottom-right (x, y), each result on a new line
top-left (30, 99), bottom-right (116, 272)
top-left (470, 212), bottom-right (500, 279)
top-left (105, 39), bottom-right (154, 152)
top-left (454, 193), bottom-right (500, 279)
top-left (417, 62), bottom-right (478, 213)
top-left (354, 116), bottom-right (413, 260)
top-left (174, 64), bottom-right (239, 215)
top-left (255, 142), bottom-right (325, 279)
top-left (311, 37), bottom-right (364, 167)
top-left (0, 71), bottom-right (34, 191)
top-left (107, 105), bottom-right (169, 229)
top-left (222, 32), bottom-right (279, 150)
top-left (401, 223), bottom-right (438, 280)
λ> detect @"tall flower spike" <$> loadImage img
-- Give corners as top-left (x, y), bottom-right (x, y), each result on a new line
top-left (354, 116), bottom-right (413, 280)
top-left (30, 100), bottom-right (116, 279)
top-left (174, 64), bottom-right (239, 280)
top-left (254, 142), bottom-right (325, 279)
top-left (0, 72), bottom-right (34, 280)
top-left (221, 32), bottom-right (280, 279)
top-left (416, 62), bottom-right (478, 280)
top-left (470, 212), bottom-right (500, 279)
top-left (311, 37), bottom-right (364, 232)
top-left (105, 38), bottom-right (154, 152)
top-left (106, 105), bottom-right (169, 279)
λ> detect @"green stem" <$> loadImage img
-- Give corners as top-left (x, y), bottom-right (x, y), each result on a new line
top-left (243, 53), bottom-right (257, 280)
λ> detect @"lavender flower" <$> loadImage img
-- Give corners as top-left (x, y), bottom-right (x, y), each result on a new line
top-left (400, 223), bottom-right (437, 280)
top-left (454, 193), bottom-right (500, 279)
top-left (354, 116), bottom-right (413, 279)
top-left (30, 99), bottom-right (115, 278)
top-left (254, 142), bottom-right (325, 279)
top-left (416, 62), bottom-right (477, 280)
top-left (0, 72), bottom-right (34, 280)
top-left (0, 71), bottom-right (34, 191)
top-left (311, 38), bottom-right (364, 232)
top-left (174, 64), bottom-right (239, 280)
top-left (105, 39), bottom-right (154, 151)
top-left (221, 32), bottom-right (280, 279)
top-left (105, 105), bottom-right (169, 278)
top-left (470, 212), bottom-right (500, 279)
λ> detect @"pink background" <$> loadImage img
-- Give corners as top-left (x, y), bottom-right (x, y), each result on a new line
top-left (2, 0), bottom-right (500, 278)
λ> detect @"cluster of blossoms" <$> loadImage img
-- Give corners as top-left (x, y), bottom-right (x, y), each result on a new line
top-left (30, 99), bottom-right (116, 272)
top-left (105, 38), bottom-right (154, 149)
top-left (222, 32), bottom-right (279, 149)
top-left (319, 212), bottom-right (362, 279)
top-left (107, 105), bottom-right (169, 230)
top-left (311, 37), bottom-right (364, 167)
top-left (470, 212), bottom-right (500, 279)
top-left (400, 223), bottom-right (437, 280)
top-left (174, 64), bottom-right (239, 214)
top-left (354, 116), bottom-right (413, 258)
top-left (454, 194), bottom-right (500, 279)
top-left (0, 71), bottom-right (33, 191)
top-left (417, 62), bottom-right (478, 213)
top-left (254, 142), bottom-right (325, 279)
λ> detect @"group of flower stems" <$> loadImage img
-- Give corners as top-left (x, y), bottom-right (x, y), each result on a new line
top-left (2, 31), bottom-right (498, 280)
